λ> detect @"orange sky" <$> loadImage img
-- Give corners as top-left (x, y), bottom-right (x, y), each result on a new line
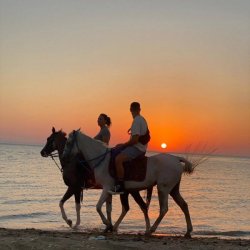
top-left (0, 1), bottom-right (250, 157)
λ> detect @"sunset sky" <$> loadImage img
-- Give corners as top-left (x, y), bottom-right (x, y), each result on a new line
top-left (0, 1), bottom-right (249, 156)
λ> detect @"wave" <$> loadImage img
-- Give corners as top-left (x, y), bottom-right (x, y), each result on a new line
top-left (2, 198), bottom-right (56, 205)
top-left (195, 230), bottom-right (250, 238)
top-left (152, 229), bottom-right (250, 239)
top-left (0, 212), bottom-right (49, 220)
top-left (3, 200), bottom-right (36, 205)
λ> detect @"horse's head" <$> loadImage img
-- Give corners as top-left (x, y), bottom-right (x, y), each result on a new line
top-left (61, 130), bottom-right (79, 161)
top-left (40, 127), bottom-right (67, 157)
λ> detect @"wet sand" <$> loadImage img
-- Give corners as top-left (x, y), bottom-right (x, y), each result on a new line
top-left (0, 228), bottom-right (249, 250)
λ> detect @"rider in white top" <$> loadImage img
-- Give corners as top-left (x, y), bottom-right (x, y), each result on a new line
top-left (109, 102), bottom-right (149, 195)
top-left (130, 115), bottom-right (148, 152)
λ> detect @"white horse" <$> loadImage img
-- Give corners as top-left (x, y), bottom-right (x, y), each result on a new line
top-left (41, 128), bottom-right (152, 232)
top-left (63, 130), bottom-right (195, 237)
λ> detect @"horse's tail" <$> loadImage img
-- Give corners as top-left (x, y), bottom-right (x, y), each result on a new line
top-left (146, 186), bottom-right (153, 209)
top-left (178, 157), bottom-right (195, 175)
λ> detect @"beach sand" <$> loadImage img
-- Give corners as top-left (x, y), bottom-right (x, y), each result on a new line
top-left (0, 228), bottom-right (249, 250)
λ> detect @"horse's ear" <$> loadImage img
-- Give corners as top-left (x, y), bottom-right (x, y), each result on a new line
top-left (52, 127), bottom-right (56, 133)
top-left (60, 129), bottom-right (67, 137)
top-left (62, 131), bottom-right (67, 137)
top-left (72, 128), bottom-right (80, 135)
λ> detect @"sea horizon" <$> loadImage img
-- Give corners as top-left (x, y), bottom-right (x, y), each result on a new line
top-left (0, 141), bottom-right (249, 159)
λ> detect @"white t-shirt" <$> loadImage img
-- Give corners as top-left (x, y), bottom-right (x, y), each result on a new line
top-left (130, 115), bottom-right (148, 152)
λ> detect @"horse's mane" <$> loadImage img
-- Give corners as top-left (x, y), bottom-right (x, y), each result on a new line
top-left (94, 138), bottom-right (109, 148)
top-left (76, 130), bottom-right (109, 149)
top-left (58, 130), bottom-right (67, 137)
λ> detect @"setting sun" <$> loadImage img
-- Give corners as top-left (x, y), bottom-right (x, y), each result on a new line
top-left (161, 143), bottom-right (167, 149)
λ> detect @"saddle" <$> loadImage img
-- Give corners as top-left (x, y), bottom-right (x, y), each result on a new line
top-left (109, 147), bottom-right (148, 182)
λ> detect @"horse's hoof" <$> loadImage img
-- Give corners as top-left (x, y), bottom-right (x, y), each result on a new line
top-left (103, 224), bottom-right (113, 233)
top-left (67, 219), bottom-right (73, 227)
top-left (73, 224), bottom-right (80, 230)
top-left (184, 232), bottom-right (192, 239)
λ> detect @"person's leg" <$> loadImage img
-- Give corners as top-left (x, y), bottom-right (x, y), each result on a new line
top-left (108, 153), bottom-right (128, 194)
top-left (109, 147), bottom-right (144, 195)
top-left (115, 153), bottom-right (129, 180)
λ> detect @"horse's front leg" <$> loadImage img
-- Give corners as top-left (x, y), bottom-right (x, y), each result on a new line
top-left (96, 190), bottom-right (112, 231)
top-left (72, 187), bottom-right (83, 229)
top-left (60, 187), bottom-right (74, 227)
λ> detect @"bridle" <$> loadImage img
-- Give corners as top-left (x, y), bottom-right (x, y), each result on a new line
top-left (49, 152), bottom-right (63, 173)
top-left (42, 133), bottom-right (63, 173)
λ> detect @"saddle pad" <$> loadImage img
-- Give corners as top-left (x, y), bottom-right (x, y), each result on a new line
top-left (109, 153), bottom-right (148, 182)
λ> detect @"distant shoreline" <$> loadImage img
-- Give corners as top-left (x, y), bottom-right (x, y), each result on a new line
top-left (1, 142), bottom-right (249, 159)
top-left (0, 142), bottom-right (43, 147)
top-left (0, 228), bottom-right (249, 250)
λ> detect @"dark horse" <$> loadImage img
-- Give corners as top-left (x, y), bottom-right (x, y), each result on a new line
top-left (40, 127), bottom-right (152, 231)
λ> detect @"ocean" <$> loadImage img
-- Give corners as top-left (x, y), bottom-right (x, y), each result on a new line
top-left (0, 143), bottom-right (249, 239)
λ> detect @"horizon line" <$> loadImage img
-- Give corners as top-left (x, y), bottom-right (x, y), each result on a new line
top-left (0, 141), bottom-right (249, 159)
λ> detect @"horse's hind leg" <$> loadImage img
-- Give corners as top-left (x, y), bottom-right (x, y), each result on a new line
top-left (113, 192), bottom-right (129, 232)
top-left (170, 182), bottom-right (193, 238)
top-left (130, 191), bottom-right (151, 234)
top-left (60, 187), bottom-right (74, 227)
top-left (150, 184), bottom-right (170, 234)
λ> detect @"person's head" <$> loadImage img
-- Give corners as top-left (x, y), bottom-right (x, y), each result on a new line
top-left (97, 113), bottom-right (111, 128)
top-left (130, 102), bottom-right (141, 117)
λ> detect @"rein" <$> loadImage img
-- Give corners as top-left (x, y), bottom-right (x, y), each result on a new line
top-left (78, 148), bottom-right (110, 169)
top-left (49, 153), bottom-right (63, 173)
top-left (70, 130), bottom-right (110, 169)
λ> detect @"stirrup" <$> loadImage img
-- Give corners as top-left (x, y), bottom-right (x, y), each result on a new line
top-left (108, 185), bottom-right (124, 195)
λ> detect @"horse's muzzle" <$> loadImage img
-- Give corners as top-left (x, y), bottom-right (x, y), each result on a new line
top-left (40, 150), bottom-right (48, 157)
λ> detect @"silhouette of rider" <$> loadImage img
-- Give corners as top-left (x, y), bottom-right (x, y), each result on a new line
top-left (109, 102), bottom-right (149, 194)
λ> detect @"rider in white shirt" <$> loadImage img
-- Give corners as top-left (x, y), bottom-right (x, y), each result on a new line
top-left (109, 102), bottom-right (150, 195)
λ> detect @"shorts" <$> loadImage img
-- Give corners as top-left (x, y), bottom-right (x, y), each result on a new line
top-left (121, 146), bottom-right (144, 160)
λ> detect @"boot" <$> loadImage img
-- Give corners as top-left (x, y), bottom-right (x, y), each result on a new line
top-left (108, 180), bottom-right (125, 195)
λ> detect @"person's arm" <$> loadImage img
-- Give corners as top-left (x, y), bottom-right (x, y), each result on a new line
top-left (100, 127), bottom-right (110, 145)
top-left (118, 134), bottom-right (139, 148)
top-left (102, 135), bottom-right (110, 145)
top-left (116, 117), bottom-right (140, 148)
